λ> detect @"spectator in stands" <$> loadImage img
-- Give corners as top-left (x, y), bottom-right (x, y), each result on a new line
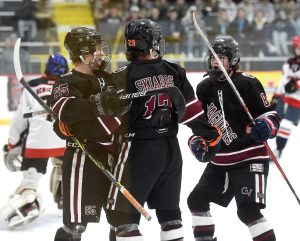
top-left (2, 33), bottom-right (31, 75)
top-left (138, 0), bottom-right (153, 20)
top-left (161, 7), bottom-right (185, 54)
top-left (218, 0), bottom-right (237, 23)
top-left (256, 0), bottom-right (275, 24)
top-left (148, 6), bottom-right (162, 22)
top-left (181, 5), bottom-right (207, 58)
top-left (153, 0), bottom-right (169, 20)
top-left (16, 0), bottom-right (37, 41)
top-left (172, 0), bottom-right (189, 19)
top-left (216, 8), bottom-right (231, 36)
top-left (229, 7), bottom-right (251, 55)
top-left (126, 5), bottom-right (142, 21)
top-left (237, 0), bottom-right (256, 24)
top-left (272, 9), bottom-right (295, 56)
top-left (249, 10), bottom-right (269, 57)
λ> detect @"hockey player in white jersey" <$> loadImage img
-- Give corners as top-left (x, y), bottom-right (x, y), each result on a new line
top-left (0, 53), bottom-right (69, 228)
top-left (271, 35), bottom-right (300, 158)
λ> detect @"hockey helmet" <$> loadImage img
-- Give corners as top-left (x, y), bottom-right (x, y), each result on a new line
top-left (124, 19), bottom-right (164, 55)
top-left (64, 27), bottom-right (111, 69)
top-left (206, 37), bottom-right (241, 70)
top-left (45, 53), bottom-right (69, 76)
top-left (292, 36), bottom-right (300, 48)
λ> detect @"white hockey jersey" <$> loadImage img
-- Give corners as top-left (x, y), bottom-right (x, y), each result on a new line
top-left (275, 57), bottom-right (300, 108)
top-left (8, 76), bottom-right (65, 158)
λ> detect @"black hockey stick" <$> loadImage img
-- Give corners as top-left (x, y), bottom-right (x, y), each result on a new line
top-left (13, 38), bottom-right (152, 221)
top-left (193, 13), bottom-right (300, 206)
top-left (23, 87), bottom-right (186, 121)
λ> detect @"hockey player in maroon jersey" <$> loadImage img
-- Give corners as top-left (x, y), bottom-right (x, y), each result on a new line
top-left (105, 19), bottom-right (221, 241)
top-left (0, 53), bottom-right (68, 228)
top-left (187, 37), bottom-right (280, 241)
top-left (271, 35), bottom-right (300, 159)
top-left (50, 27), bottom-right (130, 241)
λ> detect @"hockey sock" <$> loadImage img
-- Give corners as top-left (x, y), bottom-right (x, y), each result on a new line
top-left (191, 211), bottom-right (215, 240)
top-left (248, 217), bottom-right (276, 241)
top-left (115, 223), bottom-right (143, 241)
top-left (160, 220), bottom-right (183, 241)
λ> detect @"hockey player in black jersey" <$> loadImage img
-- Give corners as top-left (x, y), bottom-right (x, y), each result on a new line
top-left (0, 53), bottom-right (68, 228)
top-left (187, 37), bottom-right (280, 241)
top-left (50, 27), bottom-right (127, 241)
top-left (105, 19), bottom-right (221, 241)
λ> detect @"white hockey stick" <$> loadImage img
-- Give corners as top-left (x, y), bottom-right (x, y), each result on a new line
top-left (14, 38), bottom-right (152, 220)
top-left (192, 13), bottom-right (300, 206)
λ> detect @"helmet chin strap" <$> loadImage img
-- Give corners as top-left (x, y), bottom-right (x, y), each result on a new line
top-left (79, 55), bottom-right (100, 70)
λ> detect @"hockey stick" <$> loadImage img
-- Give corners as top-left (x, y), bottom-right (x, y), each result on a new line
top-left (23, 110), bottom-right (48, 118)
top-left (13, 38), bottom-right (152, 220)
top-left (192, 13), bottom-right (300, 205)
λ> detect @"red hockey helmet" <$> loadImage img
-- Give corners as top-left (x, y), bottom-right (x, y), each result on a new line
top-left (292, 36), bottom-right (300, 48)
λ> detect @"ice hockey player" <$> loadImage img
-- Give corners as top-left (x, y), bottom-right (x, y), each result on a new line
top-left (51, 27), bottom-right (131, 241)
top-left (0, 53), bottom-right (69, 228)
top-left (105, 18), bottom-right (221, 241)
top-left (270, 35), bottom-right (300, 159)
top-left (187, 37), bottom-right (280, 241)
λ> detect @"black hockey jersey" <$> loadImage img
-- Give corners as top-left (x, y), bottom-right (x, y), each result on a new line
top-left (197, 72), bottom-right (280, 166)
top-left (50, 69), bottom-right (121, 144)
top-left (112, 58), bottom-right (219, 140)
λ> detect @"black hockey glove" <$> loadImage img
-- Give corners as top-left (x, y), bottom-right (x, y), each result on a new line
top-left (53, 120), bottom-right (73, 140)
top-left (89, 88), bottom-right (132, 117)
top-left (188, 135), bottom-right (221, 162)
top-left (249, 117), bottom-right (275, 142)
top-left (284, 78), bottom-right (300, 93)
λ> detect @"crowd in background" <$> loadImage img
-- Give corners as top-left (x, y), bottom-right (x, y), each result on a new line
top-left (91, 0), bottom-right (300, 57)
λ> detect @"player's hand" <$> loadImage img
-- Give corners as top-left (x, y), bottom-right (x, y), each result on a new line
top-left (188, 135), bottom-right (221, 162)
top-left (284, 78), bottom-right (299, 93)
top-left (3, 144), bottom-right (22, 172)
top-left (53, 120), bottom-right (73, 139)
top-left (90, 88), bottom-right (131, 116)
top-left (249, 117), bottom-right (274, 142)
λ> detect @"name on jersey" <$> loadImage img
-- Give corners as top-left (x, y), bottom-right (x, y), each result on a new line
top-left (134, 75), bottom-right (174, 91)
top-left (207, 103), bottom-right (237, 145)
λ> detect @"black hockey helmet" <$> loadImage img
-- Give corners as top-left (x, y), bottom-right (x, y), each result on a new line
top-left (64, 27), bottom-right (111, 69)
top-left (124, 18), bottom-right (164, 55)
top-left (206, 37), bottom-right (241, 71)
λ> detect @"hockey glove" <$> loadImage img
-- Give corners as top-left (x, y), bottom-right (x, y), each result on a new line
top-left (53, 120), bottom-right (73, 140)
top-left (3, 144), bottom-right (22, 172)
top-left (249, 117), bottom-right (276, 142)
top-left (188, 135), bottom-right (221, 163)
top-left (90, 88), bottom-right (132, 117)
top-left (284, 78), bottom-right (300, 93)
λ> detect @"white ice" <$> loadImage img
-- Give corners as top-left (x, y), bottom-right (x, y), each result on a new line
top-left (0, 74), bottom-right (300, 241)
top-left (0, 123), bottom-right (300, 241)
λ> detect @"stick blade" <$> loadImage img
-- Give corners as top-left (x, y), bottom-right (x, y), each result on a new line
top-left (13, 38), bottom-right (23, 81)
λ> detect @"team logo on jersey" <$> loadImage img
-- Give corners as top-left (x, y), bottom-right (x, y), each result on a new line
top-left (85, 205), bottom-right (96, 215)
top-left (250, 163), bottom-right (264, 173)
top-left (241, 187), bottom-right (253, 197)
top-left (53, 83), bottom-right (69, 100)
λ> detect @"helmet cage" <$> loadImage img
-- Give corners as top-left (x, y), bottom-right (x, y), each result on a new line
top-left (205, 37), bottom-right (241, 72)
